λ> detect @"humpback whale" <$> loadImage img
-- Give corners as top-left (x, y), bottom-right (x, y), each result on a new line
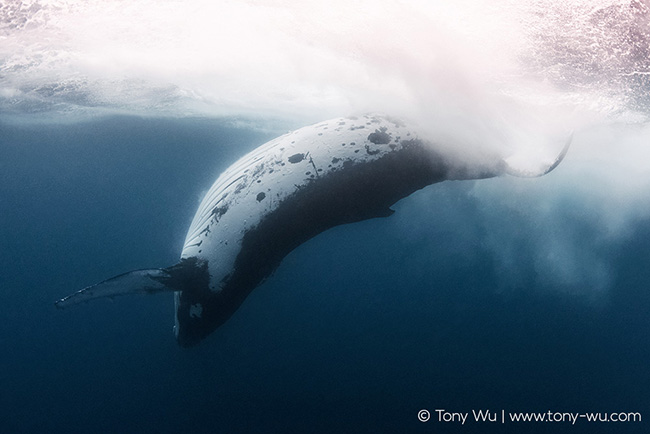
top-left (55, 114), bottom-right (569, 347)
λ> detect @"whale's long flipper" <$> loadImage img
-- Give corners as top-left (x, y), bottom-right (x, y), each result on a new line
top-left (54, 268), bottom-right (174, 309)
top-left (505, 134), bottom-right (572, 178)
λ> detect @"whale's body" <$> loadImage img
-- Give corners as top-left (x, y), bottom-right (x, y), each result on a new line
top-left (56, 114), bottom-right (569, 347)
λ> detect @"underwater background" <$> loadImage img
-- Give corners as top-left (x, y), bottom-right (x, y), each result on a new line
top-left (2, 1), bottom-right (650, 433)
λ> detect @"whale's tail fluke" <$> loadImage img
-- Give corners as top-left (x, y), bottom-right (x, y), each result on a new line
top-left (505, 134), bottom-right (572, 178)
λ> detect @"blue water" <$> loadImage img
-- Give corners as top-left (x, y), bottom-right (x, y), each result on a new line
top-left (1, 116), bottom-right (648, 433)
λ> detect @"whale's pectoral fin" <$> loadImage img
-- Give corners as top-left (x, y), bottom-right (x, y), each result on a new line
top-left (505, 134), bottom-right (572, 178)
top-left (54, 268), bottom-right (175, 309)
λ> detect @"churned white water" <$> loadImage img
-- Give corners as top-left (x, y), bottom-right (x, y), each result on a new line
top-left (2, 0), bottom-right (650, 296)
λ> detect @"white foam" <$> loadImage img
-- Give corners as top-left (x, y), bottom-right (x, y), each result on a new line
top-left (2, 0), bottom-right (646, 125)
top-left (4, 0), bottom-right (650, 297)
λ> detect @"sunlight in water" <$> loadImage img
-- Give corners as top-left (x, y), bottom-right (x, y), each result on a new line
top-left (2, 0), bottom-right (649, 297)
top-left (1, 0), bottom-right (648, 123)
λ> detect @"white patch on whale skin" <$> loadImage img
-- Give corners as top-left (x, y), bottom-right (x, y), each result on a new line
top-left (181, 114), bottom-right (425, 291)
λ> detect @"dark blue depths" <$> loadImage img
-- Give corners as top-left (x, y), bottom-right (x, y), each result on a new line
top-left (0, 117), bottom-right (648, 434)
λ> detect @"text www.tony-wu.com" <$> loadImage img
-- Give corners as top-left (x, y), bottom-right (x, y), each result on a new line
top-left (418, 409), bottom-right (642, 425)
